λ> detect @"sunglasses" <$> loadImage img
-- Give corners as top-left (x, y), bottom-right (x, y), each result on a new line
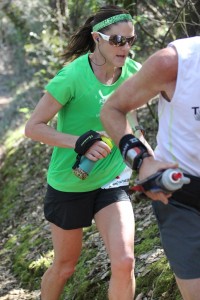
top-left (96, 32), bottom-right (137, 47)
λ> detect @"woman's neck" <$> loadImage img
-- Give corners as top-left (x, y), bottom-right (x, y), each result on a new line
top-left (89, 53), bottom-right (121, 85)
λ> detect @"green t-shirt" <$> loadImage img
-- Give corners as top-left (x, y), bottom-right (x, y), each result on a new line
top-left (45, 53), bottom-right (141, 192)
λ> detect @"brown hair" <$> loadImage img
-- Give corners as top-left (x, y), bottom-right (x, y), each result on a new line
top-left (63, 5), bottom-right (131, 62)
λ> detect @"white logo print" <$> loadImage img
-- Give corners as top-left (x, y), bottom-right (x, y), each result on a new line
top-left (95, 90), bottom-right (112, 118)
top-left (98, 90), bottom-right (110, 105)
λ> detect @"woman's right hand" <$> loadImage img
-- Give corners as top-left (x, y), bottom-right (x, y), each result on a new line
top-left (84, 140), bottom-right (112, 161)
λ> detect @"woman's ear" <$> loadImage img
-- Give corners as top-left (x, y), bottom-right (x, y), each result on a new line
top-left (91, 32), bottom-right (99, 43)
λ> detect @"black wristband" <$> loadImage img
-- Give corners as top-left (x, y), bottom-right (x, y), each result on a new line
top-left (119, 134), bottom-right (151, 171)
top-left (75, 130), bottom-right (102, 155)
top-left (119, 134), bottom-right (143, 158)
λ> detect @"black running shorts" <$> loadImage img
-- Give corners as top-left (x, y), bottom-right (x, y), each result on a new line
top-left (44, 185), bottom-right (131, 230)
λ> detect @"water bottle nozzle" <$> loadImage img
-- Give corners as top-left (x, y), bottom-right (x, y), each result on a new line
top-left (171, 172), bottom-right (182, 181)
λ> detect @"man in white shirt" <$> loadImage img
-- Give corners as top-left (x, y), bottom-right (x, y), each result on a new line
top-left (101, 36), bottom-right (200, 300)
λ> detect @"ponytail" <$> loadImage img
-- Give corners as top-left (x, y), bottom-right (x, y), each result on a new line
top-left (62, 16), bottom-right (95, 62)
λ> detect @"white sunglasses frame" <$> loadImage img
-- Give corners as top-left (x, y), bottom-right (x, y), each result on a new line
top-left (92, 31), bottom-right (136, 47)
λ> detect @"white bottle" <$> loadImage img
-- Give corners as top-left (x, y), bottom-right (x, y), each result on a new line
top-left (154, 168), bottom-right (190, 192)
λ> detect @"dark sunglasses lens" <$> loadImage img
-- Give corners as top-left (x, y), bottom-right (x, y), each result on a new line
top-left (109, 35), bottom-right (125, 46)
top-left (127, 35), bottom-right (137, 46)
top-left (109, 35), bottom-right (136, 46)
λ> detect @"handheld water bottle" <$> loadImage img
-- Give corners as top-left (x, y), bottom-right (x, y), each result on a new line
top-left (73, 136), bottom-right (113, 180)
top-left (135, 168), bottom-right (191, 193)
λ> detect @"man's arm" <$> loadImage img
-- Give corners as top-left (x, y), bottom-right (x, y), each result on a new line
top-left (101, 47), bottom-right (178, 204)
top-left (100, 46), bottom-right (178, 146)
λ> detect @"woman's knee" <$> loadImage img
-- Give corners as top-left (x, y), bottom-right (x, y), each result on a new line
top-left (111, 254), bottom-right (135, 276)
top-left (52, 260), bottom-right (76, 281)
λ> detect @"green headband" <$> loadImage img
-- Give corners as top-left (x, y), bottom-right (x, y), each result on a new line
top-left (92, 13), bottom-right (133, 32)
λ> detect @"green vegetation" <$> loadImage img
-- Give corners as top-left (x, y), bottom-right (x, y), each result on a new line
top-left (0, 132), bottom-right (50, 290)
top-left (136, 257), bottom-right (182, 299)
top-left (135, 223), bottom-right (161, 253)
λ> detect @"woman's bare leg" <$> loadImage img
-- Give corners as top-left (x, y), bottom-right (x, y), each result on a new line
top-left (41, 223), bottom-right (83, 300)
top-left (95, 201), bottom-right (135, 300)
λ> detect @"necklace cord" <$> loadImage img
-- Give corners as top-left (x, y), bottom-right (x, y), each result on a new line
top-left (90, 43), bottom-right (106, 66)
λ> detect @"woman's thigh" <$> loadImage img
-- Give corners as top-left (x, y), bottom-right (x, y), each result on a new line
top-left (94, 200), bottom-right (135, 259)
top-left (50, 223), bottom-right (83, 265)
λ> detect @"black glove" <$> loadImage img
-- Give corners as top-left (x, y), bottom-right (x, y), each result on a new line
top-left (73, 130), bottom-right (102, 171)
top-left (75, 130), bottom-right (102, 155)
top-left (119, 134), bottom-right (151, 171)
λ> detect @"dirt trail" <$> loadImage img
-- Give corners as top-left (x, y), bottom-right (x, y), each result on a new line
top-left (0, 45), bottom-right (40, 300)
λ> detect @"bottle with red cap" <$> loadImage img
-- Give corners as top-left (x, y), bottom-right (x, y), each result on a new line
top-left (158, 168), bottom-right (191, 192)
top-left (148, 168), bottom-right (190, 193)
top-left (133, 168), bottom-right (191, 193)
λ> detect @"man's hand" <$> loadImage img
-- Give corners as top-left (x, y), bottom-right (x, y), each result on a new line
top-left (138, 156), bottom-right (178, 204)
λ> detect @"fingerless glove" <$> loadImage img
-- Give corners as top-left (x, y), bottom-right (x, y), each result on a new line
top-left (75, 130), bottom-right (102, 155)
